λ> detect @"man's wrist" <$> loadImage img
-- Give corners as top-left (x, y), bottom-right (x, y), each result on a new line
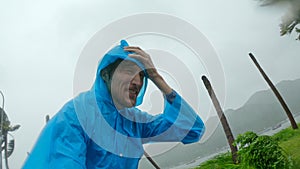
top-left (147, 68), bottom-right (159, 80)
top-left (165, 89), bottom-right (176, 104)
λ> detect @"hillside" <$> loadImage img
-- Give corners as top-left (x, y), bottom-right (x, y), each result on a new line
top-left (227, 78), bottom-right (300, 135)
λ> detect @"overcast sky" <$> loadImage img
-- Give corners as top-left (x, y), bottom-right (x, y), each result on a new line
top-left (1, 0), bottom-right (300, 168)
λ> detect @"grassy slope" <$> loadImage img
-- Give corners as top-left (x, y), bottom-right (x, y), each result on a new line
top-left (194, 123), bottom-right (300, 169)
top-left (274, 125), bottom-right (300, 169)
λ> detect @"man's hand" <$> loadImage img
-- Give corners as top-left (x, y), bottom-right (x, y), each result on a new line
top-left (124, 46), bottom-right (172, 95)
top-left (124, 46), bottom-right (157, 79)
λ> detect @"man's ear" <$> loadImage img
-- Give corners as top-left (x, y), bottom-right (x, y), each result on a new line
top-left (101, 70), bottom-right (110, 83)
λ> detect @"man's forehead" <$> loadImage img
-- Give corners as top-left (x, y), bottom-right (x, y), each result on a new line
top-left (118, 60), bottom-right (141, 69)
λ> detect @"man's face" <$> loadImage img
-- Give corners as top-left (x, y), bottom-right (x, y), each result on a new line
top-left (110, 60), bottom-right (144, 109)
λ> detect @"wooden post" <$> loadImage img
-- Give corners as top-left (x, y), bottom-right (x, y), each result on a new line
top-left (202, 76), bottom-right (238, 163)
top-left (249, 53), bottom-right (298, 129)
top-left (45, 115), bottom-right (50, 123)
top-left (144, 151), bottom-right (160, 169)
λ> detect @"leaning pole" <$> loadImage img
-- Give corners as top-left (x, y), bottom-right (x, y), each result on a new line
top-left (249, 53), bottom-right (298, 129)
top-left (201, 76), bottom-right (238, 163)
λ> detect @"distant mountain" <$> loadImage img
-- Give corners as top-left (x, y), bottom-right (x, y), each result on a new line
top-left (139, 78), bottom-right (300, 169)
top-left (227, 78), bottom-right (300, 135)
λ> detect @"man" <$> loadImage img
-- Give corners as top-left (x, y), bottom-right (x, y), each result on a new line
top-left (22, 40), bottom-right (205, 169)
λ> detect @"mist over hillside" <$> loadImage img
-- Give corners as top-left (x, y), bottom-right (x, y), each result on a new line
top-left (139, 78), bottom-right (300, 169)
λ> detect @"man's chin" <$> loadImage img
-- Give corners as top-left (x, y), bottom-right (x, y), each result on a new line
top-left (129, 99), bottom-right (136, 107)
top-left (122, 99), bottom-right (136, 108)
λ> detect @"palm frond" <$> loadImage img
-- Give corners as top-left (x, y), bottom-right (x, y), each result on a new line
top-left (6, 139), bottom-right (14, 158)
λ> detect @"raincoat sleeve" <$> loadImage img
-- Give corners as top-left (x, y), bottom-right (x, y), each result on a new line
top-left (141, 90), bottom-right (205, 144)
top-left (22, 102), bottom-right (89, 169)
top-left (47, 105), bottom-right (89, 169)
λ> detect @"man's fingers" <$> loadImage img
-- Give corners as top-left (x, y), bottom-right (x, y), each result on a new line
top-left (128, 54), bottom-right (152, 65)
top-left (128, 53), bottom-right (144, 60)
top-left (124, 46), bottom-right (145, 55)
top-left (124, 46), bottom-right (141, 50)
top-left (125, 46), bottom-right (155, 70)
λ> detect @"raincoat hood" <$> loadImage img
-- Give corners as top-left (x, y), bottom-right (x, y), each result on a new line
top-left (93, 40), bottom-right (148, 107)
top-left (73, 40), bottom-right (149, 159)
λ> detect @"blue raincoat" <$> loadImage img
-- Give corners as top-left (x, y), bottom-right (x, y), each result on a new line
top-left (22, 40), bottom-right (205, 169)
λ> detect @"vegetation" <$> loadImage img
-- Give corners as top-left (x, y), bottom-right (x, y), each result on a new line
top-left (194, 123), bottom-right (300, 169)
top-left (1, 91), bottom-right (21, 169)
top-left (257, 0), bottom-right (300, 40)
top-left (194, 153), bottom-right (243, 169)
top-left (273, 125), bottom-right (300, 168)
top-left (234, 131), bottom-right (290, 169)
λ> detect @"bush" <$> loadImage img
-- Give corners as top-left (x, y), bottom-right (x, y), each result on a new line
top-left (234, 131), bottom-right (290, 169)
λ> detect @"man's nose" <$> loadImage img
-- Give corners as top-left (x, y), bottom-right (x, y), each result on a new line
top-left (131, 74), bottom-right (142, 87)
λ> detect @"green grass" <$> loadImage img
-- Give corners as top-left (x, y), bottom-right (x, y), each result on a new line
top-left (193, 153), bottom-right (243, 169)
top-left (274, 125), bottom-right (300, 169)
top-left (194, 123), bottom-right (300, 169)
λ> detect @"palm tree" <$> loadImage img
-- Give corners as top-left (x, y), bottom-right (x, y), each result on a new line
top-left (257, 0), bottom-right (300, 40)
top-left (0, 91), bottom-right (20, 169)
top-left (249, 53), bottom-right (298, 129)
top-left (202, 76), bottom-right (238, 164)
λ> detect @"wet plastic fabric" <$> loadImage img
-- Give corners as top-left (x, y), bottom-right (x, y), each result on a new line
top-left (22, 40), bottom-right (205, 169)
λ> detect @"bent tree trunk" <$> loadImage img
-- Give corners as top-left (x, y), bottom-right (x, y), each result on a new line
top-left (202, 76), bottom-right (238, 164)
top-left (249, 53), bottom-right (298, 129)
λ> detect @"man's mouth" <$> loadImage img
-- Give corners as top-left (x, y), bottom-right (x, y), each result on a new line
top-left (129, 88), bottom-right (139, 99)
